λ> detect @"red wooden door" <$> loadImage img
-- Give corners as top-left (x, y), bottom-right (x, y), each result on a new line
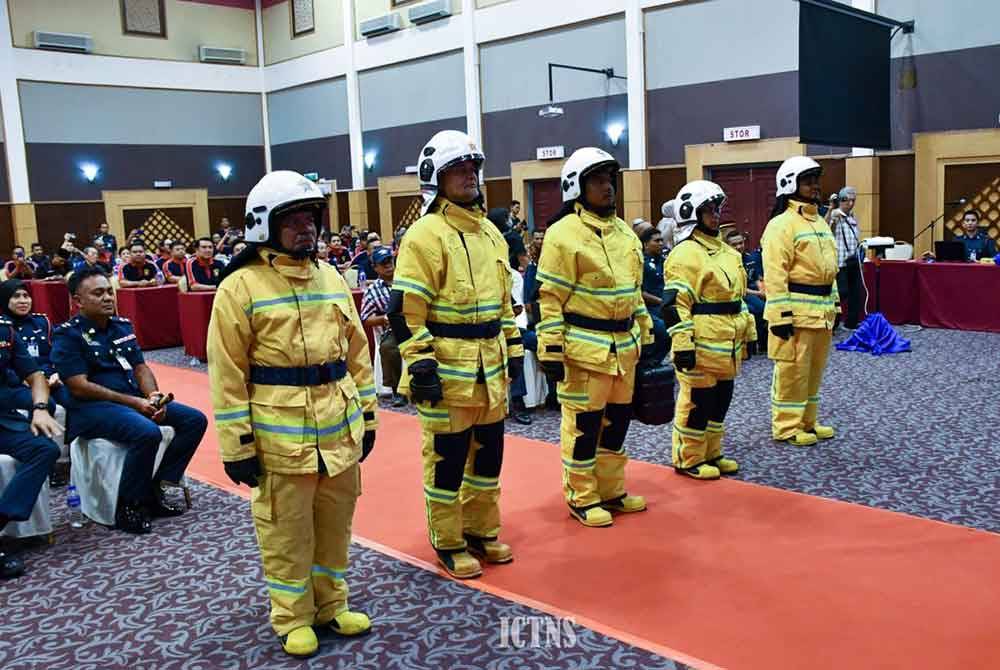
top-left (711, 166), bottom-right (778, 249)
top-left (529, 179), bottom-right (563, 231)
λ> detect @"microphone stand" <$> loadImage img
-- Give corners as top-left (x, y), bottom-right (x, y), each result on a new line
top-left (912, 201), bottom-right (965, 246)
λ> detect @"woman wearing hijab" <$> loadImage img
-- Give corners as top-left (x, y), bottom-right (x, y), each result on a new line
top-left (0, 279), bottom-right (69, 408)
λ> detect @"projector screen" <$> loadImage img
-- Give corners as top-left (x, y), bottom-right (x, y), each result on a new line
top-left (799, 0), bottom-right (892, 149)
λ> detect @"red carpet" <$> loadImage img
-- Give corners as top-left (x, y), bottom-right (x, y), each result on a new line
top-left (152, 363), bottom-right (1000, 670)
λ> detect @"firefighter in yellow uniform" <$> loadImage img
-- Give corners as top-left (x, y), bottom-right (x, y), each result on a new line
top-left (388, 130), bottom-right (523, 580)
top-left (536, 148), bottom-right (653, 527)
top-left (663, 180), bottom-right (756, 479)
top-left (761, 156), bottom-right (840, 446)
top-left (207, 171), bottom-right (377, 658)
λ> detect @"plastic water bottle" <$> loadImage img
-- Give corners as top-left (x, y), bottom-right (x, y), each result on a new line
top-left (66, 484), bottom-right (84, 529)
top-left (358, 270), bottom-right (367, 289)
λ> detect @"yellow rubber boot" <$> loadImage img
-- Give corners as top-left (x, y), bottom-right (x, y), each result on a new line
top-left (436, 549), bottom-right (483, 579)
top-left (675, 463), bottom-right (721, 480)
top-left (280, 626), bottom-right (319, 658)
top-left (787, 431), bottom-right (818, 447)
top-left (569, 504), bottom-right (613, 527)
top-left (601, 494), bottom-right (647, 514)
top-left (710, 457), bottom-right (739, 474)
top-left (464, 535), bottom-right (513, 564)
top-left (810, 424), bottom-right (835, 440)
top-left (328, 610), bottom-right (372, 637)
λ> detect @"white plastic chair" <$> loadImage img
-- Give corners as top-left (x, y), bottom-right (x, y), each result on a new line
top-left (0, 455), bottom-right (53, 539)
top-left (69, 426), bottom-right (175, 526)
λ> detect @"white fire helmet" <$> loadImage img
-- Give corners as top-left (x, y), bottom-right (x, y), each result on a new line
top-left (244, 170), bottom-right (326, 244)
top-left (417, 130), bottom-right (485, 216)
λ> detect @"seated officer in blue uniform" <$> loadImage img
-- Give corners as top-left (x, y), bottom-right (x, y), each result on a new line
top-left (726, 230), bottom-right (768, 348)
top-left (0, 309), bottom-right (62, 579)
top-left (954, 210), bottom-right (997, 261)
top-left (0, 279), bottom-right (71, 408)
top-left (50, 267), bottom-right (208, 535)
top-left (639, 226), bottom-right (669, 365)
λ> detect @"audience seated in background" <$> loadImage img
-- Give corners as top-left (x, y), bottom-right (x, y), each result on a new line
top-left (28, 243), bottom-right (50, 278)
top-left (35, 249), bottom-right (72, 281)
top-left (4, 247), bottom-right (34, 280)
top-left (76, 246), bottom-right (113, 276)
top-left (0, 292), bottom-right (63, 579)
top-left (487, 207), bottom-right (528, 271)
top-left (94, 222), bottom-right (117, 257)
top-left (360, 247), bottom-right (405, 408)
top-left (508, 267), bottom-right (533, 425)
top-left (229, 241), bottom-right (247, 261)
top-left (50, 268), bottom-right (207, 535)
top-left (92, 239), bottom-right (114, 268)
top-left (185, 237), bottom-right (224, 291)
top-left (118, 242), bottom-right (162, 287)
top-left (639, 226), bottom-right (669, 365)
top-left (352, 233), bottom-right (381, 279)
top-left (162, 242), bottom-right (188, 285)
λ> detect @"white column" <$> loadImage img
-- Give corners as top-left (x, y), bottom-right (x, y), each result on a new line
top-left (462, 0), bottom-right (483, 147)
top-left (0, 0), bottom-right (30, 202)
top-left (255, 0), bottom-right (272, 172)
top-left (625, 0), bottom-right (646, 169)
top-left (850, 0), bottom-right (875, 157)
top-left (342, 1), bottom-right (365, 189)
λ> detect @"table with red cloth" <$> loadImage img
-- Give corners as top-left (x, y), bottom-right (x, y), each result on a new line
top-left (178, 290), bottom-right (215, 362)
top-left (862, 260), bottom-right (1000, 333)
top-left (115, 285), bottom-right (182, 349)
top-left (24, 280), bottom-right (71, 326)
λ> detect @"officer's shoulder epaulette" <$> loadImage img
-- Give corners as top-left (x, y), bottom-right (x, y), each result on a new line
top-left (0, 316), bottom-right (11, 326)
top-left (111, 315), bottom-right (131, 323)
top-left (55, 316), bottom-right (80, 330)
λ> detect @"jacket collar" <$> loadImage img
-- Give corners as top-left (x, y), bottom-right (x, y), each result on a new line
top-left (789, 199), bottom-right (820, 220)
top-left (437, 199), bottom-right (484, 234)
top-left (691, 228), bottom-right (723, 253)
top-left (576, 202), bottom-right (616, 233)
top-left (258, 247), bottom-right (315, 281)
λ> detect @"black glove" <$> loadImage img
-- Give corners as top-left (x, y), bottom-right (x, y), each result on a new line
top-left (673, 349), bottom-right (696, 372)
top-left (507, 356), bottom-right (524, 382)
top-left (541, 360), bottom-right (565, 383)
top-left (770, 323), bottom-right (794, 340)
top-left (224, 456), bottom-right (261, 488)
top-left (409, 359), bottom-right (444, 406)
top-left (361, 430), bottom-right (375, 462)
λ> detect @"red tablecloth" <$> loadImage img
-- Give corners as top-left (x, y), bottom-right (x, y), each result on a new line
top-left (178, 291), bottom-right (215, 362)
top-left (116, 285), bottom-right (182, 350)
top-left (352, 289), bottom-right (376, 364)
top-left (862, 260), bottom-right (1000, 333)
top-left (917, 262), bottom-right (1000, 333)
top-left (863, 261), bottom-right (919, 325)
top-left (24, 280), bottom-right (71, 325)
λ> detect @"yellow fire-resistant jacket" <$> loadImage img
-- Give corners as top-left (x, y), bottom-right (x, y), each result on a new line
top-left (393, 199), bottom-right (523, 409)
top-left (536, 203), bottom-right (654, 376)
top-left (207, 248), bottom-right (377, 476)
top-left (664, 229), bottom-right (756, 377)
top-left (761, 199), bottom-right (840, 329)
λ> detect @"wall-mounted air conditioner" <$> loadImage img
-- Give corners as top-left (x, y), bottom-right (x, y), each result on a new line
top-left (409, 0), bottom-right (452, 25)
top-left (360, 13), bottom-right (402, 38)
top-left (199, 46), bottom-right (247, 65)
top-left (33, 31), bottom-right (93, 53)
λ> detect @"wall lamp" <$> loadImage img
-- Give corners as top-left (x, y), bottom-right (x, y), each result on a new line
top-left (364, 151), bottom-right (377, 171)
top-left (606, 122), bottom-right (626, 146)
top-left (80, 162), bottom-right (99, 183)
top-left (217, 163), bottom-right (233, 181)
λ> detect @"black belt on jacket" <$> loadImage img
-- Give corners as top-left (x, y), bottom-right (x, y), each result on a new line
top-left (564, 312), bottom-right (634, 332)
top-left (426, 320), bottom-right (501, 339)
top-left (691, 301), bottom-right (742, 315)
top-left (788, 282), bottom-right (832, 296)
top-left (250, 361), bottom-right (347, 386)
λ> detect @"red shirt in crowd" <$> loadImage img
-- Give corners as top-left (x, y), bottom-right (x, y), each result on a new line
top-left (186, 256), bottom-right (224, 288)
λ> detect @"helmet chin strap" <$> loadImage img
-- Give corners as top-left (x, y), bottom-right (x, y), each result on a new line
top-left (695, 222), bottom-right (719, 237)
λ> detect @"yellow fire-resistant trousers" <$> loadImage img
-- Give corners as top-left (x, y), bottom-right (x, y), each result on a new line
top-left (671, 369), bottom-right (736, 469)
top-left (557, 363), bottom-right (635, 509)
top-left (770, 326), bottom-right (833, 440)
top-left (417, 382), bottom-right (507, 552)
top-left (250, 464), bottom-right (360, 636)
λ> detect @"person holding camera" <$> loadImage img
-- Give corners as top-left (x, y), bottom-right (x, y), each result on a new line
top-left (830, 186), bottom-right (862, 330)
top-left (4, 246), bottom-right (34, 280)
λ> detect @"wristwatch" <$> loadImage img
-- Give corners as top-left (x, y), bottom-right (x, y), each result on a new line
top-left (32, 402), bottom-right (49, 411)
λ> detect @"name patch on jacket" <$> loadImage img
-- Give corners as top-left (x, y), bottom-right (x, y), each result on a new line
top-left (113, 334), bottom-right (137, 345)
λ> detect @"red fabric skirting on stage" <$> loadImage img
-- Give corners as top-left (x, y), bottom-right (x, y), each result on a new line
top-left (178, 291), bottom-right (215, 362)
top-left (863, 260), bottom-right (1000, 333)
top-left (116, 285), bottom-right (182, 349)
top-left (24, 280), bottom-right (71, 326)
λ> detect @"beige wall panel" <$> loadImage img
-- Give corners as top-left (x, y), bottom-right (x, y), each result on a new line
top-left (263, 0), bottom-right (344, 64)
top-left (10, 0), bottom-right (259, 65)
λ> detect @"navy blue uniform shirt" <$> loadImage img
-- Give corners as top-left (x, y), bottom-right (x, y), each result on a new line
top-left (50, 315), bottom-right (145, 407)
top-left (9, 314), bottom-right (54, 379)
top-left (955, 231), bottom-right (997, 261)
top-left (0, 315), bottom-right (41, 430)
top-left (642, 253), bottom-right (666, 301)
